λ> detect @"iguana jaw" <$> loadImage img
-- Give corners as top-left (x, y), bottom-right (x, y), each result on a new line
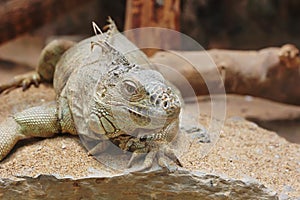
top-left (127, 107), bottom-right (151, 126)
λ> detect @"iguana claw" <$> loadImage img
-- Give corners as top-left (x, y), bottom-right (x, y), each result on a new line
top-left (0, 71), bottom-right (41, 94)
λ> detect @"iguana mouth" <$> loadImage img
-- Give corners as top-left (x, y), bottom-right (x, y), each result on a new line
top-left (127, 108), bottom-right (151, 126)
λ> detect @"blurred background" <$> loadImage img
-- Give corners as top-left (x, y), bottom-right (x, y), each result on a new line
top-left (1, 0), bottom-right (300, 48)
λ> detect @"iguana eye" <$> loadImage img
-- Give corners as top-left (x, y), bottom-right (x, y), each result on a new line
top-left (122, 80), bottom-right (138, 96)
top-left (121, 80), bottom-right (145, 101)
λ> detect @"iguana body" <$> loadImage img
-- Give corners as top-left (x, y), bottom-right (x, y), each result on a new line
top-left (0, 19), bottom-right (182, 171)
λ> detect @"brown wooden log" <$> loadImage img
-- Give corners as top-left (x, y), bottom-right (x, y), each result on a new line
top-left (151, 44), bottom-right (300, 105)
top-left (0, 0), bottom-right (93, 44)
top-left (124, 0), bottom-right (180, 56)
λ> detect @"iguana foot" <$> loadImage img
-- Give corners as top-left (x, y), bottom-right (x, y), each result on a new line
top-left (0, 71), bottom-right (40, 94)
top-left (127, 144), bottom-right (182, 172)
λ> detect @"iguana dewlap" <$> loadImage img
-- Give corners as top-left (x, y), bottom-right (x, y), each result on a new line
top-left (0, 19), bottom-right (182, 171)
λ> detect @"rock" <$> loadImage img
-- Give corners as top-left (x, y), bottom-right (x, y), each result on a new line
top-left (0, 170), bottom-right (277, 199)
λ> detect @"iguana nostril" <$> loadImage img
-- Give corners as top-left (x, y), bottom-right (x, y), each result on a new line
top-left (163, 101), bottom-right (168, 109)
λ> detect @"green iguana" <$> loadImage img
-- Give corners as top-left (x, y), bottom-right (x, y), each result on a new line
top-left (0, 18), bottom-right (182, 171)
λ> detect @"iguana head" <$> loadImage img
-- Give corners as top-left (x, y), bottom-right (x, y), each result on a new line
top-left (91, 64), bottom-right (181, 135)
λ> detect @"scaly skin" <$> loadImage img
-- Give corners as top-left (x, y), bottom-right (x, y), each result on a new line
top-left (0, 18), bottom-right (182, 171)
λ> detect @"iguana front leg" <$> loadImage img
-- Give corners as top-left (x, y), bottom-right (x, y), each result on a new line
top-left (0, 100), bottom-right (76, 161)
top-left (0, 40), bottom-right (75, 93)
